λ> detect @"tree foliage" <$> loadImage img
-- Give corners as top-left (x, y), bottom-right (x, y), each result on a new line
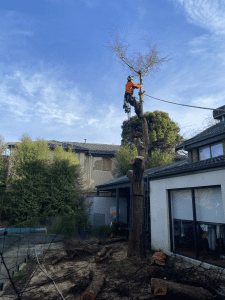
top-left (0, 135), bottom-right (10, 185)
top-left (112, 142), bottom-right (138, 179)
top-left (0, 134), bottom-right (92, 231)
top-left (121, 110), bottom-right (187, 162)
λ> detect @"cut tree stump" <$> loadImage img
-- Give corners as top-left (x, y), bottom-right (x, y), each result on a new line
top-left (151, 278), bottom-right (206, 300)
top-left (81, 269), bottom-right (106, 300)
top-left (154, 285), bottom-right (167, 296)
top-left (151, 252), bottom-right (167, 266)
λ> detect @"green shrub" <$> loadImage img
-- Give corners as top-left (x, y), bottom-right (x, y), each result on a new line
top-left (92, 225), bottom-right (114, 239)
top-left (46, 210), bottom-right (93, 240)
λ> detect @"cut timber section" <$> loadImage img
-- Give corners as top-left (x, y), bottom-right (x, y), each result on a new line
top-left (151, 278), bottom-right (207, 300)
top-left (81, 269), bottom-right (106, 300)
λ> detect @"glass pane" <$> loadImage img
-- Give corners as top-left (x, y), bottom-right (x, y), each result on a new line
top-left (171, 189), bottom-right (193, 221)
top-left (195, 187), bottom-right (225, 223)
top-left (211, 142), bottom-right (223, 157)
top-left (197, 222), bottom-right (225, 267)
top-left (171, 190), bottom-right (195, 258)
top-left (199, 145), bottom-right (210, 160)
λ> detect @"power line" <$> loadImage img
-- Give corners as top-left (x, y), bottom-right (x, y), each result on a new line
top-left (143, 94), bottom-right (225, 113)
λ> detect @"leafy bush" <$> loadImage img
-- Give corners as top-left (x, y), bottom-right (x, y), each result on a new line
top-left (0, 134), bottom-right (84, 228)
top-left (92, 225), bottom-right (114, 239)
top-left (47, 211), bottom-right (92, 239)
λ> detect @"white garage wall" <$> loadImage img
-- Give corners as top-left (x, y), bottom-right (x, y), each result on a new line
top-left (150, 169), bottom-right (225, 254)
top-left (80, 196), bottom-right (127, 229)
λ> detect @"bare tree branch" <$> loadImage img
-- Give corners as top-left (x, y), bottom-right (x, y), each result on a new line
top-left (107, 26), bottom-right (172, 79)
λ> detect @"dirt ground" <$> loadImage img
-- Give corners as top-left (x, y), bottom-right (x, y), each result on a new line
top-left (1, 232), bottom-right (225, 300)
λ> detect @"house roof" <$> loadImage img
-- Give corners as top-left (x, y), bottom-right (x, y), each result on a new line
top-left (147, 154), bottom-right (225, 180)
top-left (6, 140), bottom-right (121, 157)
top-left (96, 159), bottom-right (191, 189)
top-left (175, 123), bottom-right (225, 151)
top-left (96, 153), bottom-right (225, 190)
top-left (6, 140), bottom-right (188, 158)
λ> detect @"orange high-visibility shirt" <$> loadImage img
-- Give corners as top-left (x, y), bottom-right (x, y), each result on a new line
top-left (125, 82), bottom-right (141, 94)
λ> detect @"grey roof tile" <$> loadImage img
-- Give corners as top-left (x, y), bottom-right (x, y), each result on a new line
top-left (96, 159), bottom-right (191, 188)
top-left (97, 153), bottom-right (225, 188)
top-left (148, 154), bottom-right (225, 179)
top-left (175, 123), bottom-right (225, 151)
top-left (6, 140), bottom-right (121, 155)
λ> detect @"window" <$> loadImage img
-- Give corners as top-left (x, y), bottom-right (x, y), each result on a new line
top-left (170, 189), bottom-right (196, 258)
top-left (170, 186), bottom-right (225, 267)
top-left (199, 142), bottom-right (223, 161)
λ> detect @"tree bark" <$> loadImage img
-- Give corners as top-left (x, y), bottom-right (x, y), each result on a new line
top-left (138, 71), bottom-right (149, 170)
top-left (151, 278), bottom-right (206, 300)
top-left (127, 144), bottom-right (146, 258)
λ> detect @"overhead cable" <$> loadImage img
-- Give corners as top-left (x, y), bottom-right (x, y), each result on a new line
top-left (143, 94), bottom-right (225, 113)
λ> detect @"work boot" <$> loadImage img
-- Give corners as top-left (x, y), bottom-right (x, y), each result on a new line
top-left (125, 107), bottom-right (131, 113)
top-left (123, 103), bottom-right (130, 109)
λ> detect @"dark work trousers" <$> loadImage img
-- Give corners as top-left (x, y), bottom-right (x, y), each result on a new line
top-left (124, 93), bottom-right (142, 119)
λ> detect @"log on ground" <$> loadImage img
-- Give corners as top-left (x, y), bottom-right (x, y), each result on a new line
top-left (96, 249), bottom-right (113, 262)
top-left (97, 245), bottom-right (110, 256)
top-left (81, 269), bottom-right (106, 300)
top-left (98, 236), bottom-right (127, 245)
top-left (151, 278), bottom-right (206, 300)
top-left (154, 285), bottom-right (167, 296)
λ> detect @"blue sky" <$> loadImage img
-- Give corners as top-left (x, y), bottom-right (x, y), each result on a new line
top-left (1, 0), bottom-right (224, 156)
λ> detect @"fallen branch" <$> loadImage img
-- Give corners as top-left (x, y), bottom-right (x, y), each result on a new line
top-left (98, 236), bottom-right (127, 245)
top-left (52, 248), bottom-right (93, 265)
top-left (81, 269), bottom-right (106, 300)
top-left (96, 249), bottom-right (113, 262)
top-left (151, 278), bottom-right (206, 300)
top-left (97, 245), bottom-right (110, 257)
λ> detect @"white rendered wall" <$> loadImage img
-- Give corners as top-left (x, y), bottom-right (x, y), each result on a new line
top-left (81, 196), bottom-right (127, 229)
top-left (150, 169), bottom-right (225, 255)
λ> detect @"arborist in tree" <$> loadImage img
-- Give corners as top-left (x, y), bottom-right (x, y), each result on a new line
top-left (123, 75), bottom-right (142, 118)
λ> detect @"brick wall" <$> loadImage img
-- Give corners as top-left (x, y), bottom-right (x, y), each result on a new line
top-left (191, 148), bottom-right (199, 162)
top-left (188, 151), bottom-right (191, 161)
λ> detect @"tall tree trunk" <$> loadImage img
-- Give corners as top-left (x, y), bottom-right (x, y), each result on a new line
top-left (126, 138), bottom-right (146, 258)
top-left (138, 71), bottom-right (149, 169)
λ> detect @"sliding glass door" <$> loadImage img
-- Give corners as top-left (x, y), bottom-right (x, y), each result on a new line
top-left (170, 186), bottom-right (225, 267)
top-left (170, 189), bottom-right (196, 258)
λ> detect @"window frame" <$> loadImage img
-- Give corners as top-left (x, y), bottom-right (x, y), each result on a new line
top-left (198, 141), bottom-right (223, 161)
top-left (168, 185), bottom-right (224, 267)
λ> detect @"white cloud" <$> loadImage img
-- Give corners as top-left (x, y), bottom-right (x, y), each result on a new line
top-left (173, 0), bottom-right (225, 35)
top-left (88, 118), bottom-right (99, 125)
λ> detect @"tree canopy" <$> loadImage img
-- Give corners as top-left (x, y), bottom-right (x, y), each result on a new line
top-left (0, 135), bottom-right (10, 186)
top-left (121, 110), bottom-right (187, 163)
